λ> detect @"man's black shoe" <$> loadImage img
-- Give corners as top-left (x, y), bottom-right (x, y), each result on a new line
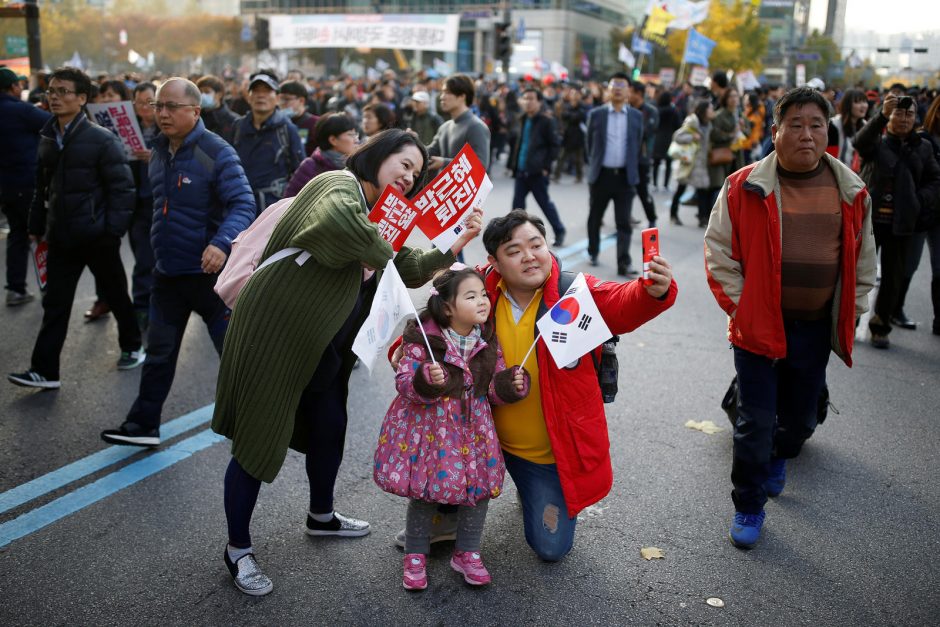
top-left (589, 255), bottom-right (599, 267)
top-left (552, 232), bottom-right (566, 247)
top-left (101, 422), bottom-right (160, 447)
top-left (890, 312), bottom-right (917, 330)
top-left (617, 264), bottom-right (638, 277)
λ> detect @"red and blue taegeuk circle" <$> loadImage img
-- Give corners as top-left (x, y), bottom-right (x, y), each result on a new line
top-left (550, 297), bottom-right (580, 325)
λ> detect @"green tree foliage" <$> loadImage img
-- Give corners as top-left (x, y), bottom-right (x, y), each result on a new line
top-left (796, 30), bottom-right (842, 84)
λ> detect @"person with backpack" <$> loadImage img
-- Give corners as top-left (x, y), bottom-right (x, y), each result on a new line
top-left (100, 77), bottom-right (255, 446)
top-left (228, 71), bottom-right (305, 213)
top-left (210, 130), bottom-right (483, 597)
top-left (390, 210), bottom-right (677, 563)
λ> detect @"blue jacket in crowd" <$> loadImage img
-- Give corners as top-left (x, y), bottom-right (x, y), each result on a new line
top-left (228, 109), bottom-right (304, 211)
top-left (0, 93), bottom-right (52, 192)
top-left (150, 118), bottom-right (256, 276)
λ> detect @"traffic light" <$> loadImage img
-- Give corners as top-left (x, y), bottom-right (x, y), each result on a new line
top-left (494, 22), bottom-right (512, 61)
top-left (255, 17), bottom-right (270, 51)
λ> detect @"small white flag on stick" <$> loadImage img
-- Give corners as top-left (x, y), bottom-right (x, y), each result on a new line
top-left (618, 43), bottom-right (636, 68)
top-left (535, 273), bottom-right (612, 368)
top-left (353, 259), bottom-right (428, 372)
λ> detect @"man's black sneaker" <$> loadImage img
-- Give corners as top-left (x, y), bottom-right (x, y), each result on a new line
top-left (890, 312), bottom-right (917, 330)
top-left (116, 349), bottom-right (146, 370)
top-left (304, 511), bottom-right (370, 537)
top-left (8, 370), bottom-right (60, 389)
top-left (101, 422), bottom-right (160, 447)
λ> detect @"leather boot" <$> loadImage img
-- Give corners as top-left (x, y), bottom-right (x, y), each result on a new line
top-left (891, 277), bottom-right (917, 330)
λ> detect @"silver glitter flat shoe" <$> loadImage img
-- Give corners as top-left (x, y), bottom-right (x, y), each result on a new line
top-left (304, 511), bottom-right (371, 537)
top-left (224, 550), bottom-right (273, 596)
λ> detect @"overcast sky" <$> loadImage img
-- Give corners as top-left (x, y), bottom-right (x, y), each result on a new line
top-left (809, 0), bottom-right (940, 35)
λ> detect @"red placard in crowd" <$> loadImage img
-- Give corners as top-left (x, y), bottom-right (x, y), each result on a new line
top-left (414, 144), bottom-right (493, 252)
top-left (31, 240), bottom-right (48, 291)
top-left (367, 184), bottom-right (421, 252)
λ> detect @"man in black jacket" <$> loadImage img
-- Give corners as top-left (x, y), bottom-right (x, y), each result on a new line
top-left (855, 92), bottom-right (940, 348)
top-left (508, 88), bottom-right (566, 246)
top-left (8, 67), bottom-right (141, 390)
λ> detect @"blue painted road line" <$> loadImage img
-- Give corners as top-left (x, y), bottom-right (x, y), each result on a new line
top-left (556, 233), bottom-right (617, 265)
top-left (0, 428), bottom-right (225, 548)
top-left (0, 404), bottom-right (215, 515)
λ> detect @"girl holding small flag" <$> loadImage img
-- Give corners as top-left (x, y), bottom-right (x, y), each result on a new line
top-left (373, 265), bottom-right (530, 590)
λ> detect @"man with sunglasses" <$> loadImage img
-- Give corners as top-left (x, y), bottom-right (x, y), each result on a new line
top-left (8, 66), bottom-right (141, 390)
top-left (101, 77), bottom-right (255, 446)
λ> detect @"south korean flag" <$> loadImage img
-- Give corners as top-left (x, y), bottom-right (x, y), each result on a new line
top-left (536, 273), bottom-right (612, 368)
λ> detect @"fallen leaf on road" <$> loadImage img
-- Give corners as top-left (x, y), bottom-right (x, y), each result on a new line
top-left (640, 547), bottom-right (665, 560)
top-left (685, 419), bottom-right (724, 435)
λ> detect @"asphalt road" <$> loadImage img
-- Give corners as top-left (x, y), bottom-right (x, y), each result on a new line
top-left (1, 168), bottom-right (938, 626)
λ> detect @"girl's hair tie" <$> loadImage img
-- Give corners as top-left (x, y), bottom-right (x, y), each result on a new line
top-left (429, 287), bottom-right (439, 296)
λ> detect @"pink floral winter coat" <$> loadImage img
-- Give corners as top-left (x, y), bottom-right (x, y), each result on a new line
top-left (373, 318), bottom-right (530, 505)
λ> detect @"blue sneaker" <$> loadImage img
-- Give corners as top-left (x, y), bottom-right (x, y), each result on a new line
top-left (729, 511), bottom-right (766, 549)
top-left (764, 458), bottom-right (787, 497)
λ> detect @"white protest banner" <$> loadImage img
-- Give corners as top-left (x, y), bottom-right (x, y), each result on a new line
top-left (367, 185), bottom-right (421, 252)
top-left (270, 14), bottom-right (460, 53)
top-left (352, 260), bottom-right (418, 373)
top-left (86, 101), bottom-right (146, 160)
top-left (689, 66), bottom-right (708, 86)
top-left (414, 144), bottom-right (492, 253)
top-left (535, 273), bottom-right (612, 368)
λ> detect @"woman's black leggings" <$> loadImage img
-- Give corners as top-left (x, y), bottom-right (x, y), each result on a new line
top-left (653, 157), bottom-right (673, 188)
top-left (223, 380), bottom-right (349, 548)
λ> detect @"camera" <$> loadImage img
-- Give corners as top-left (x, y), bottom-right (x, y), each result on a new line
top-left (898, 96), bottom-right (913, 109)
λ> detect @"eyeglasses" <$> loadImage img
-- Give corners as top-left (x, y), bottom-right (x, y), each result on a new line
top-left (608, 80), bottom-right (629, 88)
top-left (148, 101), bottom-right (198, 112)
top-left (45, 88), bottom-right (76, 98)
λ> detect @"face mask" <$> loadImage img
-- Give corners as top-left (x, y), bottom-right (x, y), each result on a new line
top-left (200, 93), bottom-right (217, 110)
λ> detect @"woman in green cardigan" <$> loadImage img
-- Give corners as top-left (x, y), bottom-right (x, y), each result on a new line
top-left (211, 129), bottom-right (483, 596)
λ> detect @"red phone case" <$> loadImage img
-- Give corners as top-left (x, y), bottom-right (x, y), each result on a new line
top-left (642, 228), bottom-right (659, 286)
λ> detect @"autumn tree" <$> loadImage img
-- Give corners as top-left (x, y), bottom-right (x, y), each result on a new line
top-left (796, 30), bottom-right (842, 85)
top-left (665, 0), bottom-right (769, 73)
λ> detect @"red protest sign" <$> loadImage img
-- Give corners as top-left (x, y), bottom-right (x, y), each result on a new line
top-left (367, 184), bottom-right (421, 252)
top-left (414, 144), bottom-right (492, 252)
top-left (31, 240), bottom-right (48, 291)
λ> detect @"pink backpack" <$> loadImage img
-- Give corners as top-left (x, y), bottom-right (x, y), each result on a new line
top-left (214, 196), bottom-right (310, 308)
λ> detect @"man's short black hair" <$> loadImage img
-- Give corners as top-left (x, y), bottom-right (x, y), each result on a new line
top-left (629, 80), bottom-right (646, 93)
top-left (50, 66), bottom-right (92, 98)
top-left (314, 112), bottom-right (356, 151)
top-left (345, 128), bottom-right (429, 199)
top-left (133, 82), bottom-right (156, 98)
top-left (443, 74), bottom-right (475, 107)
top-left (100, 79), bottom-right (130, 100)
top-left (609, 71), bottom-right (631, 82)
top-left (522, 86), bottom-right (542, 100)
top-left (773, 86), bottom-right (832, 126)
top-left (482, 209), bottom-right (547, 256)
top-left (279, 80), bottom-right (307, 100)
top-left (711, 70), bottom-right (729, 89)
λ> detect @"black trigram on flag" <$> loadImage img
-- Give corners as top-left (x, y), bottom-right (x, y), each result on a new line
top-left (578, 314), bottom-right (592, 330)
top-left (367, 328), bottom-right (376, 344)
top-left (551, 331), bottom-right (568, 344)
top-left (563, 286), bottom-right (578, 297)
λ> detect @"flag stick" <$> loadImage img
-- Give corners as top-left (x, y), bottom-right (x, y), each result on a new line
top-left (411, 313), bottom-right (437, 366)
top-left (520, 334), bottom-right (540, 370)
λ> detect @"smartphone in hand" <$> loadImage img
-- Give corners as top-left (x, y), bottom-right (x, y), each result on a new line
top-left (642, 228), bottom-right (659, 287)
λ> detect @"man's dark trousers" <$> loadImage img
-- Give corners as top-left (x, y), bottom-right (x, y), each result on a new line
top-left (128, 197), bottom-right (155, 317)
top-left (512, 172), bottom-right (566, 240)
top-left (869, 222), bottom-right (910, 337)
top-left (2, 188), bottom-right (32, 294)
top-left (31, 237), bottom-right (141, 380)
top-left (731, 317), bottom-right (831, 514)
top-left (125, 273), bottom-right (228, 430)
top-left (587, 167), bottom-right (636, 268)
top-left (636, 162), bottom-right (657, 224)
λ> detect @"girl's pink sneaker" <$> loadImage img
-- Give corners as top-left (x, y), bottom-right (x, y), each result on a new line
top-left (450, 550), bottom-right (491, 586)
top-left (403, 553), bottom-right (428, 590)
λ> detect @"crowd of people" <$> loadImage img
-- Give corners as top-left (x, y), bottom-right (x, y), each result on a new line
top-left (2, 60), bottom-right (939, 596)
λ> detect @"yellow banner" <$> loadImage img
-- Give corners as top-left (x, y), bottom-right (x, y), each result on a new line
top-left (393, 48), bottom-right (409, 71)
top-left (643, 6), bottom-right (676, 39)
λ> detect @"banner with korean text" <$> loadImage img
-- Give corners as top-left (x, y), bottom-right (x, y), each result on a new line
top-left (86, 101), bottom-right (147, 160)
top-left (414, 144), bottom-right (493, 253)
top-left (269, 14), bottom-right (460, 52)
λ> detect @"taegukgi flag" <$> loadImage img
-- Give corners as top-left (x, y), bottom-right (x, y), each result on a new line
top-left (352, 260), bottom-right (417, 372)
top-left (535, 273), bottom-right (612, 368)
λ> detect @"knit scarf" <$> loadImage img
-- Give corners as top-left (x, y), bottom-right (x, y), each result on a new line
top-left (444, 325), bottom-right (481, 363)
top-left (324, 149), bottom-right (347, 170)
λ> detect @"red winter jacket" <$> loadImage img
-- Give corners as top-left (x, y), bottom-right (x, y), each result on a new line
top-left (482, 256), bottom-right (677, 516)
top-left (703, 152), bottom-right (877, 366)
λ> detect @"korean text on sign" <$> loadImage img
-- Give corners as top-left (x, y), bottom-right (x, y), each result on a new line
top-left (367, 185), bottom-right (420, 252)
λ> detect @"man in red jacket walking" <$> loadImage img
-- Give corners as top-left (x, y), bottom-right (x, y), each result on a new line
top-left (704, 87), bottom-right (876, 549)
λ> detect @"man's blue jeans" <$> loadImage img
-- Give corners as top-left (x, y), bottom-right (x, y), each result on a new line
top-left (503, 450), bottom-right (577, 562)
top-left (731, 318), bottom-right (832, 514)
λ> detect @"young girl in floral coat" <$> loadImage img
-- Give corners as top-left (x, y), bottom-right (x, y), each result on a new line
top-left (373, 265), bottom-right (529, 590)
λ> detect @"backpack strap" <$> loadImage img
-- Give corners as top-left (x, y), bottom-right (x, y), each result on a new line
top-left (276, 123), bottom-right (299, 177)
